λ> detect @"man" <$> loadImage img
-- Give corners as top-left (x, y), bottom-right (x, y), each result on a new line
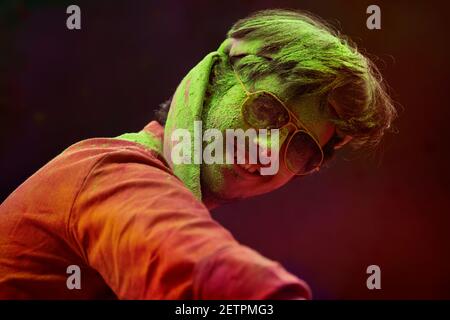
top-left (0, 10), bottom-right (395, 299)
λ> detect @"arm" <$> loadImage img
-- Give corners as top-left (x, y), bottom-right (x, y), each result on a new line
top-left (69, 150), bottom-right (311, 299)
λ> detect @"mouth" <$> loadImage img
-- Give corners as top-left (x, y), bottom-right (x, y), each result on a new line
top-left (233, 163), bottom-right (264, 179)
top-left (232, 149), bottom-right (272, 178)
top-left (227, 140), bottom-right (276, 179)
top-left (235, 162), bottom-right (262, 175)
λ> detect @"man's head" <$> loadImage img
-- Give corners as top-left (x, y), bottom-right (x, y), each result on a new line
top-left (162, 9), bottom-right (396, 207)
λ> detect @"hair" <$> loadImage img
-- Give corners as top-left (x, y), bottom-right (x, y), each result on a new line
top-left (157, 9), bottom-right (396, 152)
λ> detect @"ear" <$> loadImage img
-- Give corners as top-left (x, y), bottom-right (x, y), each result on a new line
top-left (334, 134), bottom-right (353, 150)
top-left (328, 93), bottom-right (353, 149)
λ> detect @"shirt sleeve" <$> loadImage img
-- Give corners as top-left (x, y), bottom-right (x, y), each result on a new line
top-left (68, 148), bottom-right (311, 299)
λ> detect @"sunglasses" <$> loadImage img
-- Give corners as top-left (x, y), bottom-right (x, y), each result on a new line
top-left (233, 68), bottom-right (324, 176)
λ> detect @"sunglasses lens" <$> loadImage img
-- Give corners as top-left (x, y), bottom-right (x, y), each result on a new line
top-left (286, 131), bottom-right (323, 175)
top-left (242, 93), bottom-right (290, 129)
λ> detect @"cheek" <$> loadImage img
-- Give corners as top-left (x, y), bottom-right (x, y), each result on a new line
top-left (204, 87), bottom-right (248, 130)
top-left (307, 120), bottom-right (336, 146)
top-left (205, 104), bottom-right (242, 132)
top-left (273, 151), bottom-right (296, 184)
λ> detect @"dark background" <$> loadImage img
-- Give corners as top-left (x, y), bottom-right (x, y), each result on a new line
top-left (1, 0), bottom-right (449, 299)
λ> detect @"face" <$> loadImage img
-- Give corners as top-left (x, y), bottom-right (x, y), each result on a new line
top-left (200, 71), bottom-right (341, 206)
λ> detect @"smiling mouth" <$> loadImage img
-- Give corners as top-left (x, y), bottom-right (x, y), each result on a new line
top-left (236, 163), bottom-right (262, 175)
top-left (233, 150), bottom-right (271, 177)
top-left (233, 163), bottom-right (262, 178)
top-left (229, 140), bottom-right (275, 177)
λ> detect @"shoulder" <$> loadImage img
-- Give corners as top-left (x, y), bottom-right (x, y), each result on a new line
top-left (0, 137), bottom-right (174, 224)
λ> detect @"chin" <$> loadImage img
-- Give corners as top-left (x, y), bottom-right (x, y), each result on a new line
top-left (218, 173), bottom-right (290, 201)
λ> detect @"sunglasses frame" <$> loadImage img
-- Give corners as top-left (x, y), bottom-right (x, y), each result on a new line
top-left (232, 68), bottom-right (324, 176)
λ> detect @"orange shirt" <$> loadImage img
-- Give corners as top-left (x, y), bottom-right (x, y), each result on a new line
top-left (0, 122), bottom-right (311, 299)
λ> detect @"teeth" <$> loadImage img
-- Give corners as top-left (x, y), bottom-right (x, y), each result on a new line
top-left (239, 163), bottom-right (260, 175)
